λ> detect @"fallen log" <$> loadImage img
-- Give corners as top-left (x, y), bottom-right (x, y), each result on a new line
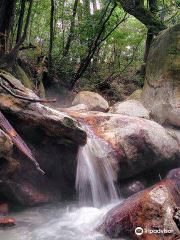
top-left (0, 110), bottom-right (44, 174)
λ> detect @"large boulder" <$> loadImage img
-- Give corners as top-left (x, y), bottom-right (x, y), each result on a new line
top-left (0, 72), bottom-right (87, 206)
top-left (141, 24), bottom-right (180, 126)
top-left (72, 91), bottom-right (109, 112)
top-left (109, 100), bottom-right (150, 119)
top-left (64, 110), bottom-right (180, 180)
top-left (97, 179), bottom-right (180, 239)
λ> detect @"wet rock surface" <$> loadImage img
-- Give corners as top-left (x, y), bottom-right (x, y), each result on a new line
top-left (0, 217), bottom-right (16, 228)
top-left (65, 110), bottom-right (180, 180)
top-left (1, 70), bottom-right (180, 240)
top-left (97, 179), bottom-right (180, 240)
top-left (120, 178), bottom-right (147, 198)
top-left (0, 203), bottom-right (16, 229)
top-left (0, 72), bottom-right (87, 206)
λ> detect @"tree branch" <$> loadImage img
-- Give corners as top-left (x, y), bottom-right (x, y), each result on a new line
top-left (0, 0), bottom-right (34, 67)
top-left (72, 3), bottom-right (118, 88)
top-left (117, 0), bottom-right (166, 34)
top-left (0, 82), bottom-right (56, 103)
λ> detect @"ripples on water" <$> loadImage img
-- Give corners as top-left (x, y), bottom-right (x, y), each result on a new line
top-left (0, 202), bottom-right (125, 240)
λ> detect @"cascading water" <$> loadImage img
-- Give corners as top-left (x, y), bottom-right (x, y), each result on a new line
top-left (76, 124), bottom-right (119, 208)
top-left (1, 124), bottom-right (122, 240)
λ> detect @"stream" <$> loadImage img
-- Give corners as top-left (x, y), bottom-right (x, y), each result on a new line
top-left (1, 123), bottom-right (123, 240)
top-left (0, 201), bottom-right (125, 240)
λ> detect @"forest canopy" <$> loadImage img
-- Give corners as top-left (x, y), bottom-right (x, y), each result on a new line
top-left (0, 0), bottom-right (179, 103)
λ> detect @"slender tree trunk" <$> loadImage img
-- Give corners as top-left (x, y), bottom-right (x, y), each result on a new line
top-left (92, 0), bottom-right (97, 12)
top-left (70, 3), bottom-right (117, 89)
top-left (144, 30), bottom-right (154, 63)
top-left (48, 0), bottom-right (55, 69)
top-left (16, 0), bottom-right (26, 43)
top-left (84, 0), bottom-right (91, 16)
top-left (143, 0), bottom-right (159, 63)
top-left (0, 0), bottom-right (17, 57)
top-left (0, 0), bottom-right (34, 68)
top-left (63, 0), bottom-right (79, 57)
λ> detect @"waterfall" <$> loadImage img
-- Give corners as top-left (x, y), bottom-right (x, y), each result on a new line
top-left (76, 124), bottom-right (119, 208)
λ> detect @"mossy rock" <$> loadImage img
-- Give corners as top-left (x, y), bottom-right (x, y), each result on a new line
top-left (141, 24), bottom-right (180, 126)
top-left (127, 89), bottom-right (142, 101)
top-left (38, 80), bottom-right (45, 99)
top-left (15, 65), bottom-right (32, 89)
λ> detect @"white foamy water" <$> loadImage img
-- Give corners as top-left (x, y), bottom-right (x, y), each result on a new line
top-left (76, 124), bottom-right (119, 207)
top-left (0, 124), bottom-right (122, 240)
top-left (0, 202), bottom-right (125, 240)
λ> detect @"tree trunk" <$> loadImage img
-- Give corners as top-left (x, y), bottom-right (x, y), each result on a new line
top-left (118, 0), bottom-right (166, 34)
top-left (143, 0), bottom-right (159, 63)
top-left (63, 0), bottom-right (79, 57)
top-left (144, 30), bottom-right (153, 63)
top-left (92, 0), bottom-right (97, 12)
top-left (0, 0), bottom-right (34, 69)
top-left (70, 3), bottom-right (117, 89)
top-left (48, 0), bottom-right (55, 69)
top-left (16, 0), bottom-right (26, 43)
top-left (0, 0), bottom-right (17, 57)
top-left (84, 0), bottom-right (91, 15)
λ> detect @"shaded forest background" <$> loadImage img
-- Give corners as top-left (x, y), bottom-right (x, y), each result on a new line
top-left (0, 0), bottom-right (179, 105)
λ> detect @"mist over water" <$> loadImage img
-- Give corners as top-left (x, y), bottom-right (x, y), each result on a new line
top-left (0, 202), bottom-right (124, 240)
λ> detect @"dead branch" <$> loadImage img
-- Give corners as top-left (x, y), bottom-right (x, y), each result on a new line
top-left (0, 73), bottom-right (56, 103)
top-left (0, 73), bottom-right (23, 91)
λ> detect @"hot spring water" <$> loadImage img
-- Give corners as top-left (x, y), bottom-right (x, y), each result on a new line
top-left (76, 124), bottom-right (119, 207)
top-left (1, 124), bottom-right (122, 240)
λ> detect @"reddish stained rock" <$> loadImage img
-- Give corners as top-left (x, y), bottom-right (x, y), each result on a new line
top-left (63, 110), bottom-right (180, 179)
top-left (0, 203), bottom-right (8, 216)
top-left (0, 73), bottom-right (87, 206)
top-left (97, 179), bottom-right (180, 240)
top-left (0, 217), bottom-right (16, 228)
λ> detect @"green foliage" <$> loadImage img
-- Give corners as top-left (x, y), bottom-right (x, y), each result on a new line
top-left (9, 0), bottom-right (180, 95)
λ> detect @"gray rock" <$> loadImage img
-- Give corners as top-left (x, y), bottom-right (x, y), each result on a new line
top-left (109, 100), bottom-right (150, 119)
top-left (72, 91), bottom-right (109, 112)
top-left (65, 111), bottom-right (180, 180)
top-left (141, 24), bottom-right (180, 126)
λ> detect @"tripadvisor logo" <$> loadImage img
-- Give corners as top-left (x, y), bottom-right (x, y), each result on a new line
top-left (135, 227), bottom-right (143, 235)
